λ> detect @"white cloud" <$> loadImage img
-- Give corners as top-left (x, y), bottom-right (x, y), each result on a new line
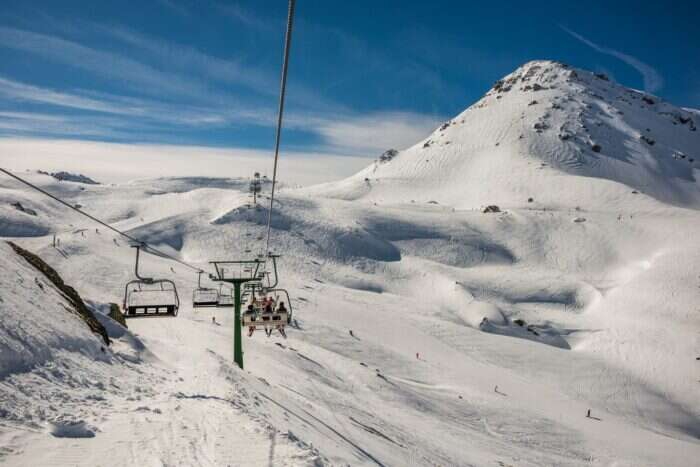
top-left (315, 112), bottom-right (443, 155)
top-left (0, 26), bottom-right (216, 99)
top-left (560, 26), bottom-right (663, 93)
top-left (0, 76), bottom-right (137, 114)
top-left (0, 138), bottom-right (372, 186)
top-left (0, 75), bottom-right (274, 128)
top-left (0, 76), bottom-right (441, 156)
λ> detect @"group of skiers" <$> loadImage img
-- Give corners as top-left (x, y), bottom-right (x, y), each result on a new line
top-left (245, 294), bottom-right (287, 338)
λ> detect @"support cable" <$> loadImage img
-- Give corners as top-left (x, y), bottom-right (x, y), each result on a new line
top-left (0, 167), bottom-right (204, 273)
top-left (264, 0), bottom-right (296, 256)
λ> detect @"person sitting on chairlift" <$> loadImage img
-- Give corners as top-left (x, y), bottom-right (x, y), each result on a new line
top-left (275, 301), bottom-right (288, 338)
top-left (246, 303), bottom-right (257, 337)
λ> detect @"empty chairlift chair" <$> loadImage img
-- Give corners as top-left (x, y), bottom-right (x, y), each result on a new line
top-left (123, 245), bottom-right (180, 318)
top-left (192, 271), bottom-right (219, 307)
top-left (217, 284), bottom-right (234, 307)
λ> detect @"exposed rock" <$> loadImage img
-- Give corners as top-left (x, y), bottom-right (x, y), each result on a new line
top-left (108, 303), bottom-right (127, 328)
top-left (11, 201), bottom-right (37, 216)
top-left (482, 205), bottom-right (501, 213)
top-left (7, 241), bottom-right (110, 346)
top-left (640, 135), bottom-right (655, 146)
top-left (49, 171), bottom-right (100, 185)
top-left (379, 149), bottom-right (398, 163)
top-left (591, 144), bottom-right (602, 153)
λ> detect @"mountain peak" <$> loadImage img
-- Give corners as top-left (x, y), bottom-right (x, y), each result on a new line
top-left (312, 61), bottom-right (700, 210)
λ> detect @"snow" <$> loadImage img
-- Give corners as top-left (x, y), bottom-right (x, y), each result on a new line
top-left (1, 60), bottom-right (699, 466)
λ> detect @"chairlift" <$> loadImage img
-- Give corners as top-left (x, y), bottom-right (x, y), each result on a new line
top-left (192, 271), bottom-right (219, 307)
top-left (242, 287), bottom-right (293, 329)
top-left (217, 284), bottom-right (234, 307)
top-left (123, 245), bottom-right (179, 318)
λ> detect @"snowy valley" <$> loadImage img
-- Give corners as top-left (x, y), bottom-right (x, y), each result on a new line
top-left (1, 60), bottom-right (699, 466)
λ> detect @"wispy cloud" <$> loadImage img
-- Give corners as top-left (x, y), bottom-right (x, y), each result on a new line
top-left (0, 138), bottom-right (371, 185)
top-left (560, 26), bottom-right (663, 93)
top-left (0, 19), bottom-right (441, 156)
top-left (314, 112), bottom-right (442, 155)
top-left (0, 75), bottom-right (271, 127)
top-left (0, 26), bottom-right (212, 99)
top-left (214, 2), bottom-right (273, 31)
top-left (0, 77), bottom-right (128, 113)
top-left (155, 0), bottom-right (189, 17)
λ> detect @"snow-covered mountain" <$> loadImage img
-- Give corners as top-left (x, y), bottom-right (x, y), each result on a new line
top-left (311, 60), bottom-right (700, 209)
top-left (1, 61), bottom-right (699, 466)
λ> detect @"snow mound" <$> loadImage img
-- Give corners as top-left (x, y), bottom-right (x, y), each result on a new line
top-left (309, 60), bottom-right (700, 210)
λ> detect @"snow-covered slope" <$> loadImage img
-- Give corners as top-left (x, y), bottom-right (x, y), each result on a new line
top-left (309, 60), bottom-right (700, 210)
top-left (1, 61), bottom-right (699, 466)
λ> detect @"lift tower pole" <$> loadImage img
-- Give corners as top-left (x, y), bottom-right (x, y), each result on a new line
top-left (209, 260), bottom-right (264, 369)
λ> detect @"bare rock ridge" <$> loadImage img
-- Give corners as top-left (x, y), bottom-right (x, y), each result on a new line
top-left (7, 241), bottom-right (109, 346)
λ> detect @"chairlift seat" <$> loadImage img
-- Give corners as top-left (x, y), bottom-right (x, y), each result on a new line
top-left (217, 294), bottom-right (234, 307)
top-left (123, 280), bottom-right (179, 318)
top-left (193, 288), bottom-right (219, 307)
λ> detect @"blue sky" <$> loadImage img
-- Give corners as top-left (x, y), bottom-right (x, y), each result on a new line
top-left (0, 0), bottom-right (698, 157)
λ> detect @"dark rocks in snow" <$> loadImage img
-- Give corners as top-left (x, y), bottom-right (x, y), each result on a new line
top-left (439, 122), bottom-right (450, 131)
top-left (594, 73), bottom-right (609, 81)
top-left (427, 200), bottom-right (439, 204)
top-left (423, 141), bottom-right (432, 149)
top-left (533, 122), bottom-right (549, 132)
top-left (379, 148), bottom-right (398, 163)
top-left (642, 96), bottom-right (655, 106)
top-left (591, 144), bottom-right (602, 153)
top-left (640, 135), bottom-right (655, 146)
top-left (514, 319), bottom-right (525, 327)
top-left (11, 201), bottom-right (37, 216)
top-left (492, 79), bottom-right (512, 93)
top-left (528, 100), bottom-right (538, 106)
top-left (49, 171), bottom-right (100, 185)
top-left (108, 303), bottom-right (127, 328)
top-left (527, 197), bottom-right (534, 203)
top-left (482, 205), bottom-right (501, 213)
top-left (532, 83), bottom-right (545, 91)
